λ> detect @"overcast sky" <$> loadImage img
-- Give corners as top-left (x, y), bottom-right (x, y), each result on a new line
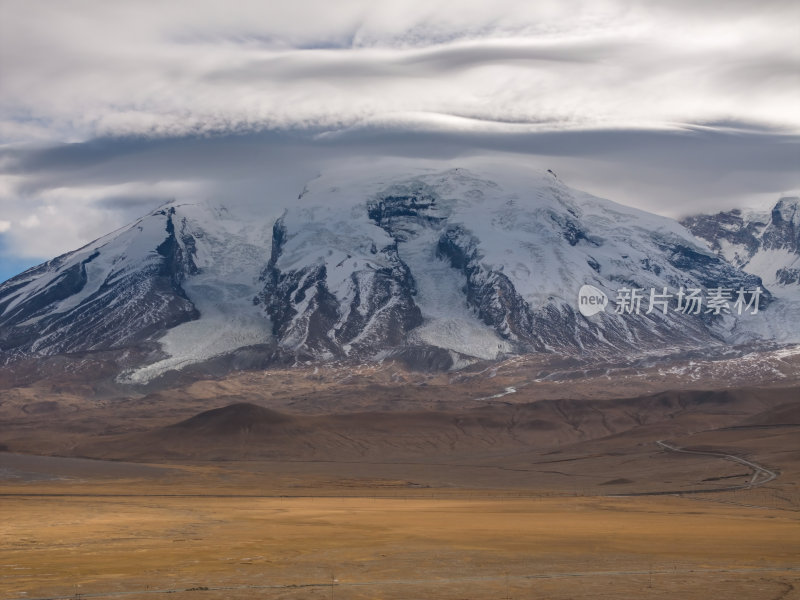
top-left (1, 0), bottom-right (798, 282)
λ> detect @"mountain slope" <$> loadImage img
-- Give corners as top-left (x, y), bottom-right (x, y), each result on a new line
top-left (258, 167), bottom-right (767, 364)
top-left (0, 206), bottom-right (199, 364)
top-left (682, 196), bottom-right (800, 294)
top-left (0, 165), bottom-right (785, 381)
top-left (682, 196), bottom-right (800, 344)
top-left (121, 203), bottom-right (275, 383)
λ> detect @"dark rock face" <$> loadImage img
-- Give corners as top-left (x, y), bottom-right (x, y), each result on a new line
top-left (764, 198), bottom-right (800, 253)
top-left (658, 241), bottom-right (767, 297)
top-left (259, 217), bottom-right (423, 359)
top-left (366, 185), bottom-right (445, 241)
top-left (777, 268), bottom-right (800, 285)
top-left (158, 208), bottom-right (201, 278)
top-left (682, 196), bottom-right (800, 290)
top-left (0, 208), bottom-right (199, 364)
top-left (333, 264), bottom-right (423, 350)
top-left (681, 209), bottom-right (767, 264)
top-left (261, 261), bottom-right (342, 357)
top-left (436, 225), bottom-right (540, 348)
top-left (682, 197), bottom-right (800, 260)
top-left (549, 210), bottom-right (595, 247)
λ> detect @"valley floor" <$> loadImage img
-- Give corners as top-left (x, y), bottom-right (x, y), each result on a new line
top-left (1, 457), bottom-right (799, 600)
top-left (2, 361), bottom-right (799, 599)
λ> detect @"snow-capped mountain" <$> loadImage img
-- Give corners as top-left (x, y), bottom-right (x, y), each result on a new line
top-left (0, 202), bottom-right (276, 375)
top-left (682, 197), bottom-right (800, 293)
top-left (0, 206), bottom-right (199, 362)
top-left (0, 165), bottom-right (785, 382)
top-left (681, 196), bottom-right (800, 346)
top-left (257, 167), bottom-right (769, 367)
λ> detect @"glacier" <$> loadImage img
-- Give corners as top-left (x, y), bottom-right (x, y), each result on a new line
top-left (1, 162), bottom-right (796, 383)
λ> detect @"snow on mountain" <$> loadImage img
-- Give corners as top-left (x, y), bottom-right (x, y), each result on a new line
top-left (682, 197), bottom-right (800, 294)
top-left (120, 203), bottom-right (276, 384)
top-left (682, 196), bottom-right (800, 344)
top-left (0, 164), bottom-right (786, 382)
top-left (0, 205), bottom-right (199, 363)
top-left (258, 165), bottom-right (767, 364)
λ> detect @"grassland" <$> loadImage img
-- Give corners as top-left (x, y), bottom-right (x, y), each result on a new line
top-left (1, 363), bottom-right (799, 599)
top-left (1, 460), bottom-right (798, 600)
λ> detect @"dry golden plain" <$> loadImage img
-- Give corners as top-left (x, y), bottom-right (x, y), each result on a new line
top-left (1, 362), bottom-right (799, 599)
top-left (1, 471), bottom-right (799, 600)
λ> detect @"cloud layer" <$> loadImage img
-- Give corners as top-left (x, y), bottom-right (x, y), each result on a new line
top-left (2, 0), bottom-right (798, 140)
top-left (0, 0), bottom-right (798, 278)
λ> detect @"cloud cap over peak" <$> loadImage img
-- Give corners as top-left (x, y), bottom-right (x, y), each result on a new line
top-left (1, 0), bottom-right (799, 142)
top-left (0, 0), bottom-right (798, 280)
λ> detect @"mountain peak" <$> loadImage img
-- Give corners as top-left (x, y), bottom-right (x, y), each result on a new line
top-left (682, 195), bottom-right (800, 297)
top-left (773, 196), bottom-right (800, 227)
top-left (1, 165), bottom-right (792, 383)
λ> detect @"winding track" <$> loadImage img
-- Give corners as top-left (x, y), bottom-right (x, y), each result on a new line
top-left (655, 440), bottom-right (777, 489)
top-left (606, 441), bottom-right (779, 498)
